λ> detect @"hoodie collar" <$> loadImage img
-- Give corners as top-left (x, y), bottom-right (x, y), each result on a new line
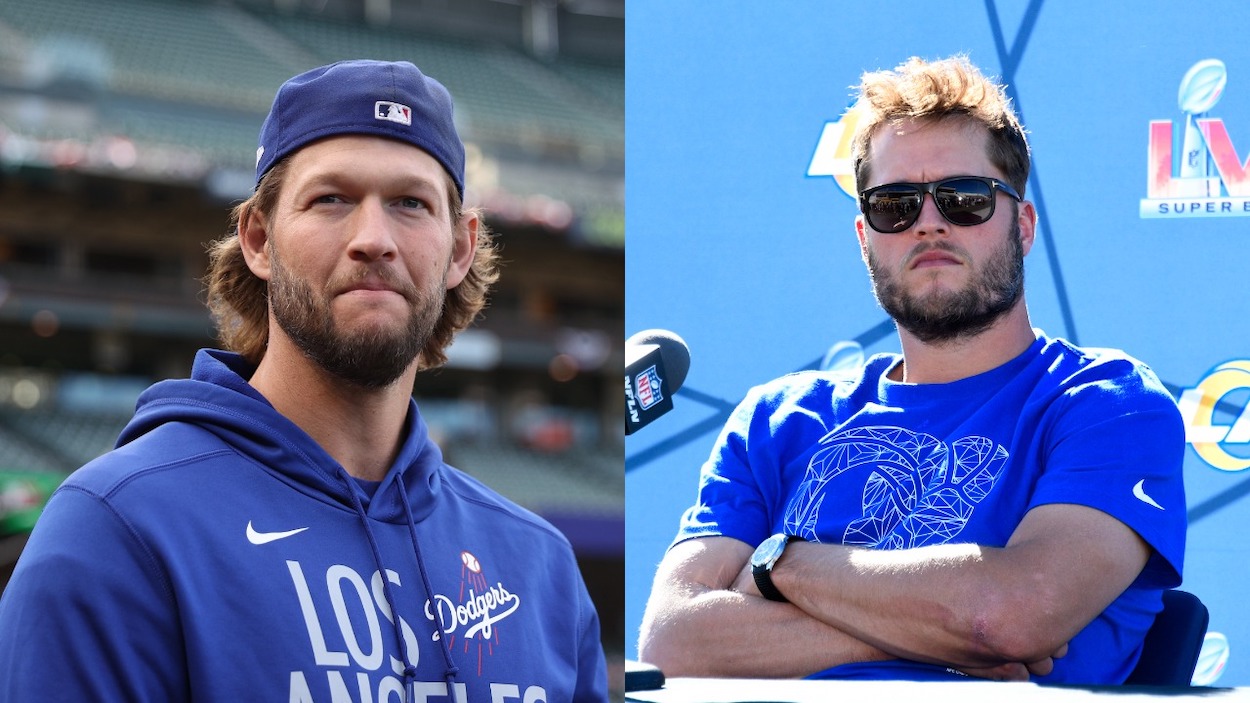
top-left (119, 348), bottom-right (444, 523)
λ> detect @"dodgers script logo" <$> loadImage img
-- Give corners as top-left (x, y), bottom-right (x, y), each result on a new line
top-left (634, 366), bottom-right (664, 410)
top-left (425, 551), bottom-right (522, 676)
top-left (1141, 59), bottom-right (1250, 219)
top-left (1178, 360), bottom-right (1250, 472)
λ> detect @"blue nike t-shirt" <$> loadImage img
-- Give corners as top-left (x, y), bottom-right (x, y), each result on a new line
top-left (673, 332), bottom-right (1186, 684)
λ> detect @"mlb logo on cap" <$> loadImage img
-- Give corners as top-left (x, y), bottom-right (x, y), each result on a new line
top-left (375, 101), bottom-right (412, 126)
top-left (635, 366), bottom-right (664, 410)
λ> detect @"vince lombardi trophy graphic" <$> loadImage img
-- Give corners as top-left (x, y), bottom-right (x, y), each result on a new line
top-left (1177, 59), bottom-right (1227, 196)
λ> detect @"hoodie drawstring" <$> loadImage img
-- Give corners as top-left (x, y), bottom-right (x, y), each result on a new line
top-left (396, 471), bottom-right (460, 690)
top-left (337, 467), bottom-right (458, 700)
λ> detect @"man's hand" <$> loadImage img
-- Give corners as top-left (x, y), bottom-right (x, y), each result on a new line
top-left (1024, 643), bottom-right (1069, 677)
top-left (956, 643), bottom-right (1069, 681)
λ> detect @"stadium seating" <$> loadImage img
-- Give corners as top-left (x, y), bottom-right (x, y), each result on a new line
top-left (262, 12), bottom-right (623, 151)
top-left (0, 0), bottom-right (287, 111)
top-left (448, 443), bottom-right (622, 515)
top-left (0, 0), bottom-right (622, 164)
top-left (0, 403), bottom-right (621, 520)
top-left (0, 422), bottom-right (70, 475)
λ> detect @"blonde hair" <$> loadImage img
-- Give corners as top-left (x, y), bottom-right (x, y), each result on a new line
top-left (852, 55), bottom-right (1030, 195)
top-left (204, 159), bottom-right (499, 370)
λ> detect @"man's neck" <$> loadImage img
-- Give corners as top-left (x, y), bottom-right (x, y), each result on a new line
top-left (248, 335), bottom-right (417, 482)
top-left (892, 302), bottom-right (1036, 385)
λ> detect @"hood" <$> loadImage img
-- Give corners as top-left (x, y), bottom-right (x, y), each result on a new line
top-left (117, 348), bottom-right (445, 524)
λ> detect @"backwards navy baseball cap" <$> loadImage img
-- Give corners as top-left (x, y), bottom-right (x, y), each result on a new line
top-left (255, 59), bottom-right (465, 197)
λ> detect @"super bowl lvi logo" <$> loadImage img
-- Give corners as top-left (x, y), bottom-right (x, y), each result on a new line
top-left (1141, 59), bottom-right (1250, 219)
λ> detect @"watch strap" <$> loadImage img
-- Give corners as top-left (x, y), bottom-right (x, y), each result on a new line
top-left (753, 564), bottom-right (789, 603)
top-left (752, 536), bottom-right (794, 603)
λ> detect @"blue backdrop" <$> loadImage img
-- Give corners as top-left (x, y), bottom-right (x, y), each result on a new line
top-left (625, 0), bottom-right (1250, 685)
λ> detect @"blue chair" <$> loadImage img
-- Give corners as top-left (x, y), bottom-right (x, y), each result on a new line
top-left (1125, 590), bottom-right (1209, 686)
top-left (624, 659), bottom-right (665, 692)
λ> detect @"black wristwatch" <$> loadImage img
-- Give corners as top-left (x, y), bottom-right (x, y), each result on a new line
top-left (750, 533), bottom-right (797, 603)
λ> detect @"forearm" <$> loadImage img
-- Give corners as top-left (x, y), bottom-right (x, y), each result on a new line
top-left (771, 507), bottom-right (1147, 671)
top-left (639, 582), bottom-right (892, 678)
top-left (638, 537), bottom-right (892, 678)
top-left (772, 540), bottom-right (1027, 668)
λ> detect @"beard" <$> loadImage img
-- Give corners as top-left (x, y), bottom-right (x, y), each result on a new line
top-left (267, 243), bottom-right (448, 389)
top-left (867, 220), bottom-right (1024, 344)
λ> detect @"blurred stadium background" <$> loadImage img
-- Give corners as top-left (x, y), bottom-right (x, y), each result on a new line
top-left (0, 0), bottom-right (623, 692)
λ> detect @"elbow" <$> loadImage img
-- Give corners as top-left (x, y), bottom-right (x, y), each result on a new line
top-left (638, 614), bottom-right (713, 677)
top-left (636, 639), bottom-right (681, 676)
top-left (968, 583), bottom-right (1069, 664)
top-left (637, 624), bottom-right (692, 676)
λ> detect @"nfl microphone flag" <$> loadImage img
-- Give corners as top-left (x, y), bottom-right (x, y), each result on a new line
top-left (624, 330), bottom-right (689, 435)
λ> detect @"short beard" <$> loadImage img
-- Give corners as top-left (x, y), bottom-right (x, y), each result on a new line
top-left (867, 220), bottom-right (1024, 344)
top-left (268, 244), bottom-right (447, 390)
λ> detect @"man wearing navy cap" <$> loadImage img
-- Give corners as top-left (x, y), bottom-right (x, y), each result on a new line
top-left (0, 60), bottom-right (609, 702)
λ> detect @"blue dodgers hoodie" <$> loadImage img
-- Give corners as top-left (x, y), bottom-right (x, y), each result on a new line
top-left (0, 350), bottom-right (608, 702)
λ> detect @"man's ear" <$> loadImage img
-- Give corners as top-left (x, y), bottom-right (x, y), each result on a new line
top-left (855, 215), bottom-right (870, 264)
top-left (445, 211), bottom-right (478, 290)
top-left (1017, 200), bottom-right (1037, 257)
top-left (237, 205), bottom-right (272, 281)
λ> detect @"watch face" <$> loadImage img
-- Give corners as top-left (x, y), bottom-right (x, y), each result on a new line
top-left (751, 533), bottom-right (788, 568)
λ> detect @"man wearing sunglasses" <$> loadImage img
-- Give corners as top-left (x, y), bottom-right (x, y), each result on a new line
top-left (639, 56), bottom-right (1185, 684)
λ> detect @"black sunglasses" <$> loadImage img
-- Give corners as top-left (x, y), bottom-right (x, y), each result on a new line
top-left (859, 176), bottom-right (1022, 234)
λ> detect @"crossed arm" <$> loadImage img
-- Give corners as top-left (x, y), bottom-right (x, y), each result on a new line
top-left (637, 503), bottom-right (1150, 680)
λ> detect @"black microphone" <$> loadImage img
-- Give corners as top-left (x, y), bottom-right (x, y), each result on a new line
top-left (625, 329), bottom-right (690, 435)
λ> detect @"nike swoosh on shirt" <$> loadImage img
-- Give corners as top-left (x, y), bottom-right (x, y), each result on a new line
top-left (246, 521), bottom-right (309, 545)
top-left (1132, 479), bottom-right (1165, 511)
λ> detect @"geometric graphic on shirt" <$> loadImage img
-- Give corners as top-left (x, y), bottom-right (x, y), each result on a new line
top-left (425, 551), bottom-right (521, 677)
top-left (783, 425), bottom-right (1008, 549)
